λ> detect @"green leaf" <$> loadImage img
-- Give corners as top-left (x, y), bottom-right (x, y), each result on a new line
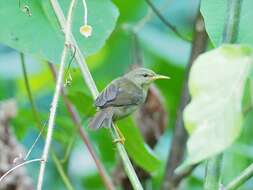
top-left (0, 0), bottom-right (119, 63)
top-left (118, 117), bottom-right (161, 173)
top-left (68, 91), bottom-right (95, 117)
top-left (82, 173), bottom-right (104, 190)
top-left (201, 0), bottom-right (253, 47)
top-left (181, 45), bottom-right (253, 168)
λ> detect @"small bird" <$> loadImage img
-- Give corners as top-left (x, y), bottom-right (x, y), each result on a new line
top-left (88, 68), bottom-right (169, 140)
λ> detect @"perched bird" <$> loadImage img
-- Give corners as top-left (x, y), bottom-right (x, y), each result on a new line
top-left (88, 68), bottom-right (170, 135)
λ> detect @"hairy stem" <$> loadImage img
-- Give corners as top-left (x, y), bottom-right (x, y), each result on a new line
top-left (49, 63), bottom-right (116, 190)
top-left (204, 0), bottom-right (243, 189)
top-left (162, 12), bottom-right (208, 190)
top-left (225, 163), bottom-right (253, 190)
top-left (49, 0), bottom-right (143, 189)
top-left (37, 1), bottom-right (77, 189)
top-left (144, 0), bottom-right (190, 42)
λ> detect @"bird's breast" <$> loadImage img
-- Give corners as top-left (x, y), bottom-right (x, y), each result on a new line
top-left (112, 88), bottom-right (148, 121)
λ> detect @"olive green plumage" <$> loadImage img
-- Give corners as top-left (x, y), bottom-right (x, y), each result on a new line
top-left (88, 68), bottom-right (169, 130)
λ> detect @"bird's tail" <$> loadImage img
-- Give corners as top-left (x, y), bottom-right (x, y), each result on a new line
top-left (88, 108), bottom-right (114, 130)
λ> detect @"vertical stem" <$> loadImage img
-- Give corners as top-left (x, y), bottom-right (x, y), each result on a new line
top-left (20, 53), bottom-right (74, 190)
top-left (162, 12), bottom-right (208, 190)
top-left (20, 53), bottom-right (41, 128)
top-left (204, 0), bottom-right (243, 190)
top-left (37, 1), bottom-right (77, 189)
top-left (110, 124), bottom-right (144, 190)
top-left (49, 63), bottom-right (116, 190)
top-left (222, 0), bottom-right (243, 43)
top-left (49, 1), bottom-right (143, 189)
top-left (81, 0), bottom-right (88, 25)
top-left (204, 156), bottom-right (223, 190)
top-left (51, 152), bottom-right (75, 190)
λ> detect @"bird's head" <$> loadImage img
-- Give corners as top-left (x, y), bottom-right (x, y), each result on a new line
top-left (124, 68), bottom-right (170, 89)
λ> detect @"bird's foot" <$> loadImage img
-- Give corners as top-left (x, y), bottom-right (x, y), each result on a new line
top-left (113, 137), bottom-right (125, 145)
top-left (112, 125), bottom-right (125, 144)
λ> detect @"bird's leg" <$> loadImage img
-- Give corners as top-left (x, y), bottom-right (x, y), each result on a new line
top-left (113, 126), bottom-right (125, 144)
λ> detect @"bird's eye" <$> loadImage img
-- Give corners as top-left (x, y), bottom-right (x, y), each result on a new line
top-left (143, 74), bottom-right (149, 77)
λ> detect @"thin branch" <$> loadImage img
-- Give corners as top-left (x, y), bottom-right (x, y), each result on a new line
top-left (204, 0), bottom-right (243, 189)
top-left (204, 156), bottom-right (223, 190)
top-left (37, 1), bottom-right (77, 189)
top-left (49, 63), bottom-right (116, 190)
top-left (24, 122), bottom-right (46, 161)
top-left (20, 54), bottom-right (74, 190)
top-left (220, 0), bottom-right (246, 187)
top-left (144, 0), bottom-right (190, 42)
top-left (225, 163), bottom-right (253, 190)
top-left (50, 0), bottom-right (143, 189)
top-left (51, 152), bottom-right (75, 190)
top-left (60, 134), bottom-right (75, 163)
top-left (20, 53), bottom-right (41, 129)
top-left (222, 0), bottom-right (243, 43)
top-left (161, 12), bottom-right (208, 190)
top-left (81, 0), bottom-right (88, 25)
top-left (0, 159), bottom-right (42, 183)
top-left (20, 52), bottom-right (46, 160)
top-left (49, 0), bottom-right (98, 98)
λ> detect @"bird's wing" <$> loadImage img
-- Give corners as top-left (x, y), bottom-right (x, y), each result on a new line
top-left (94, 78), bottom-right (144, 108)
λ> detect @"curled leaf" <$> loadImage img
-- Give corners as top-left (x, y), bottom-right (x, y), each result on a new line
top-left (179, 45), bottom-right (253, 169)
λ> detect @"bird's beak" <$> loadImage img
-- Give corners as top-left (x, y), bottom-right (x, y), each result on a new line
top-left (152, 74), bottom-right (170, 80)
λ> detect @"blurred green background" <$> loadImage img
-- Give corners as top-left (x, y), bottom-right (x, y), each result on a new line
top-left (1, 0), bottom-right (253, 189)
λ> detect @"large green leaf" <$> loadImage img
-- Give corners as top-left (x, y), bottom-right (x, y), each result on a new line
top-left (0, 0), bottom-right (118, 63)
top-left (68, 91), bottom-right (95, 117)
top-left (201, 0), bottom-right (253, 47)
top-left (180, 45), bottom-right (253, 168)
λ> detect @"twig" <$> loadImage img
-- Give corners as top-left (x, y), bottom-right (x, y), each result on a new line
top-left (109, 126), bottom-right (144, 190)
top-left (37, 1), bottom-right (77, 189)
top-left (20, 52), bottom-right (46, 160)
top-left (49, 0), bottom-right (98, 97)
top-left (60, 134), bottom-right (75, 163)
top-left (49, 63), bottom-right (116, 190)
top-left (52, 152), bottom-right (75, 190)
top-left (20, 54), bottom-right (74, 190)
top-left (81, 0), bottom-right (88, 25)
top-left (204, 0), bottom-right (243, 189)
top-left (225, 163), bottom-right (253, 190)
top-left (161, 12), bottom-right (208, 190)
top-left (144, 0), bottom-right (190, 42)
top-left (20, 53), bottom-right (41, 129)
top-left (49, 0), bottom-right (143, 189)
top-left (24, 122), bottom-right (46, 161)
top-left (0, 159), bottom-right (42, 183)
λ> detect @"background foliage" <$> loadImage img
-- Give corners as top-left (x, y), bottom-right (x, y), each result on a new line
top-left (0, 0), bottom-right (253, 190)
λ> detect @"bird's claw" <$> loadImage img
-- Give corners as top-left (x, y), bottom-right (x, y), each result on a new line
top-left (113, 138), bottom-right (125, 145)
